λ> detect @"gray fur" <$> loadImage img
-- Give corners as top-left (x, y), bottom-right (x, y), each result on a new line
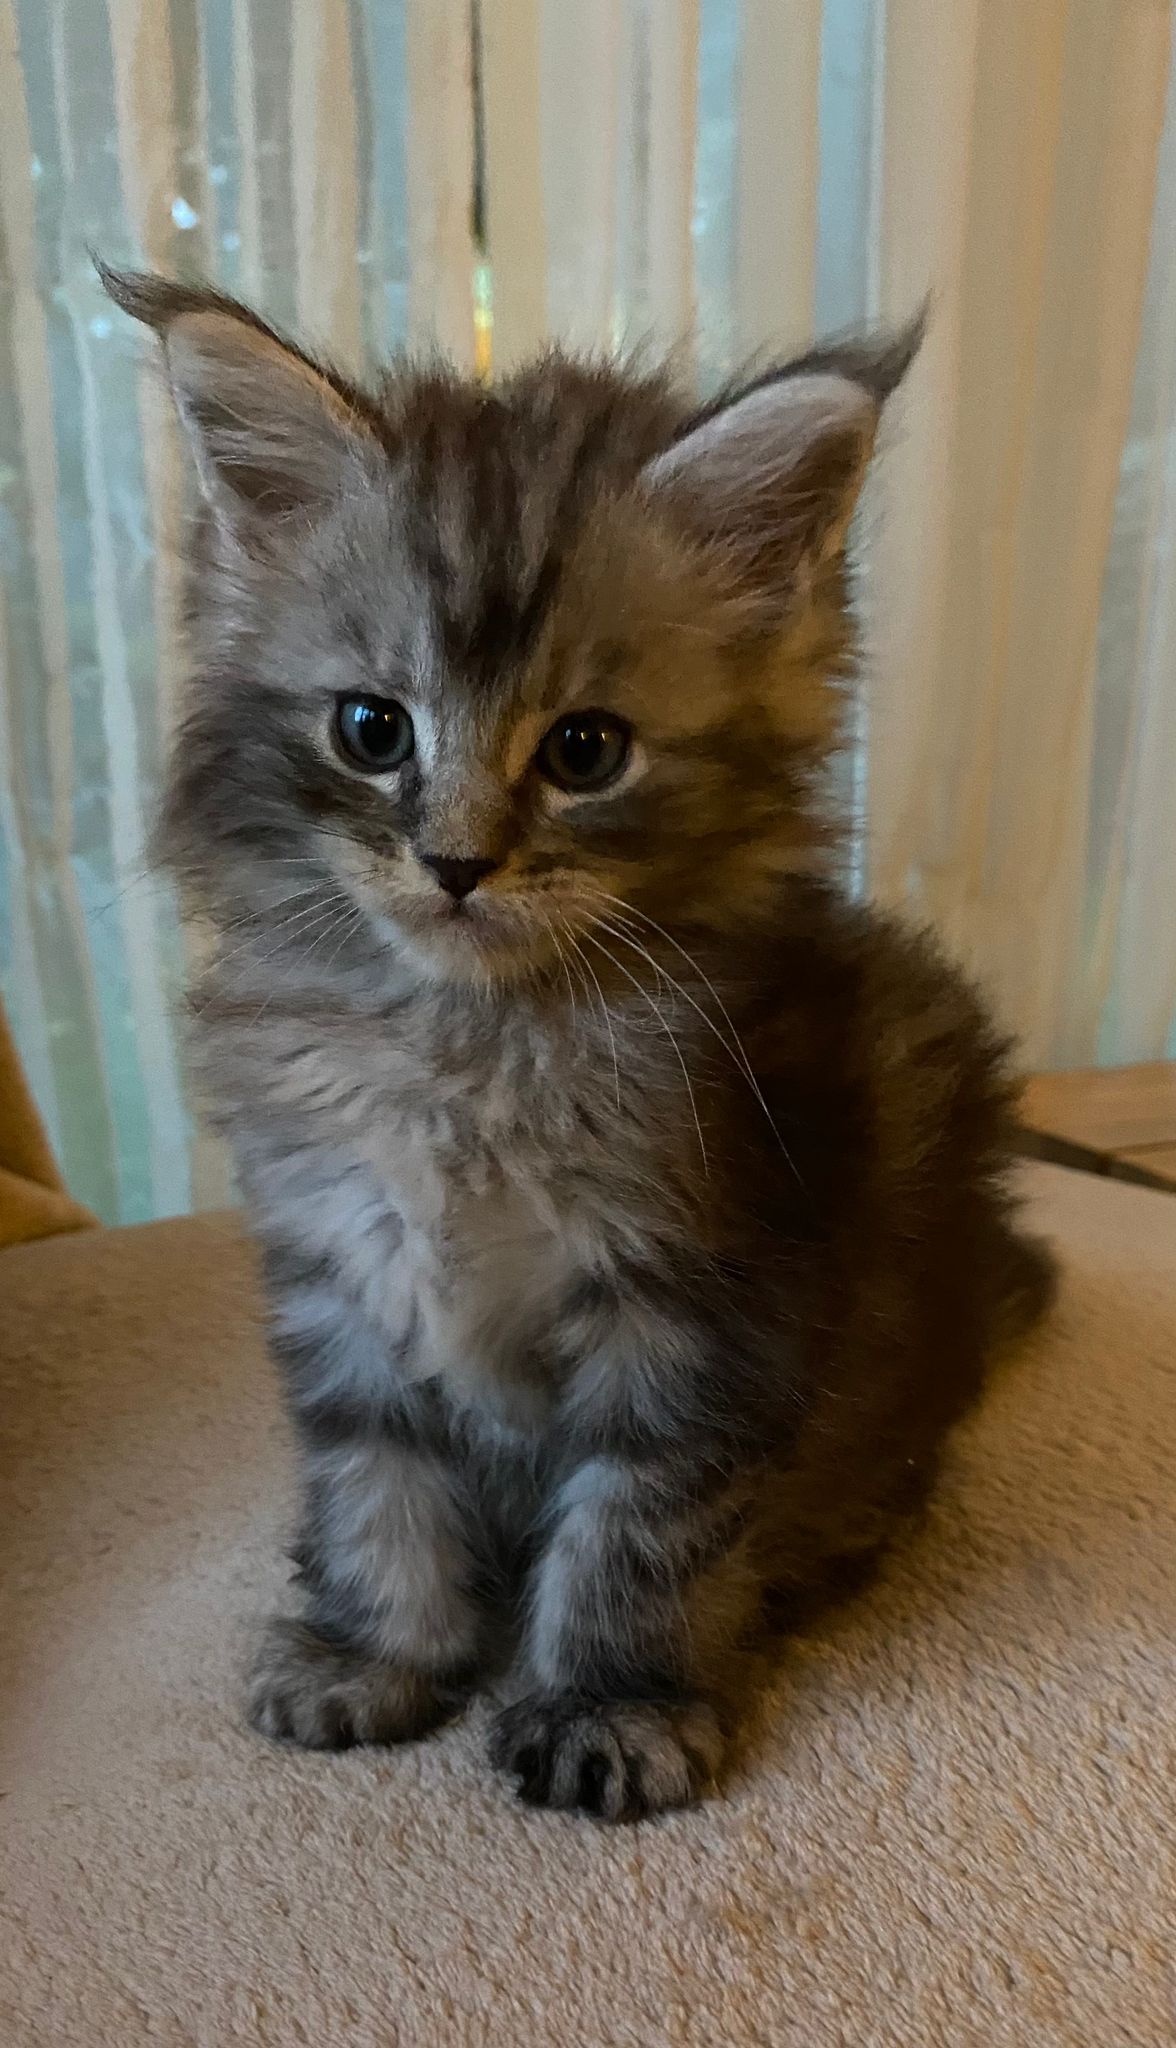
top-left (102, 264), bottom-right (1056, 1821)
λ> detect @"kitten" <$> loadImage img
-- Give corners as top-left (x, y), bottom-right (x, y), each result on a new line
top-left (102, 262), bottom-right (1055, 1822)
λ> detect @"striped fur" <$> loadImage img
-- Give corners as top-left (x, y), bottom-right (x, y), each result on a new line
top-left (104, 267), bottom-right (1053, 1820)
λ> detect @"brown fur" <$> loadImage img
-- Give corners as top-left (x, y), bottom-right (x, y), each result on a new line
top-left (101, 263), bottom-right (1053, 1822)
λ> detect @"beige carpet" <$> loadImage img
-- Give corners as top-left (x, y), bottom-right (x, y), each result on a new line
top-left (1, 1163), bottom-right (1174, 2046)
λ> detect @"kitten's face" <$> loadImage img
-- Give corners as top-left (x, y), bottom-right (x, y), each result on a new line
top-left (101, 269), bottom-right (914, 989)
top-left (201, 442), bottom-right (841, 990)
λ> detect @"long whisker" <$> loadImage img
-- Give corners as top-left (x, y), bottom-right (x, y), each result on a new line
top-left (560, 919), bottom-right (621, 1113)
top-left (311, 901), bottom-right (367, 978)
top-left (559, 949), bottom-right (584, 1035)
top-left (100, 855), bottom-right (345, 936)
top-left (247, 901), bottom-right (366, 1028)
top-left (591, 891), bottom-right (762, 1082)
top-left (593, 910), bottom-right (800, 1185)
top-left (538, 909), bottom-right (582, 1036)
top-left (192, 893), bottom-right (353, 1010)
top-left (94, 862), bottom-right (156, 922)
top-left (580, 928), bottom-right (708, 1176)
top-left (539, 906), bottom-right (594, 1021)
top-left (206, 884), bottom-right (337, 947)
top-left (560, 933), bottom-right (606, 1060)
top-left (208, 888), bottom-right (352, 974)
top-left (582, 891), bottom-right (805, 1190)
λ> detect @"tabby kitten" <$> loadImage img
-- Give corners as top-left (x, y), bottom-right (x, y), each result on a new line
top-left (102, 262), bottom-right (1054, 1822)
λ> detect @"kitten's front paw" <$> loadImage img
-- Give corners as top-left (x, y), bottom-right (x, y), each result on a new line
top-left (247, 1618), bottom-right (457, 1750)
top-left (490, 1694), bottom-right (724, 1822)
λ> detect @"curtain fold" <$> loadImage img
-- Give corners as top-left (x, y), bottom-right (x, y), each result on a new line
top-left (1, 0), bottom-right (1173, 1222)
top-left (866, 0), bottom-right (1173, 1066)
top-left (733, 0), bottom-right (822, 357)
top-left (1080, 29), bottom-right (1176, 1065)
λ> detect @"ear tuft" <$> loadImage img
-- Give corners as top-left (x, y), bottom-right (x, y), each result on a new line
top-left (94, 257), bottom-right (264, 338)
top-left (96, 257), bottom-right (377, 533)
top-left (645, 312), bottom-right (925, 619)
top-left (766, 304), bottom-right (928, 407)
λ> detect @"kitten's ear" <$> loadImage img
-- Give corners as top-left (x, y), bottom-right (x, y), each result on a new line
top-left (96, 261), bottom-right (376, 534)
top-left (644, 316), bottom-right (924, 616)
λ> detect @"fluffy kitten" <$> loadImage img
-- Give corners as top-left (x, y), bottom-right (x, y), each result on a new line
top-left (102, 262), bottom-right (1055, 1822)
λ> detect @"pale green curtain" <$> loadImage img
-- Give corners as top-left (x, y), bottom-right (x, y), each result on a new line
top-left (1, 0), bottom-right (1174, 1224)
top-left (1, 0), bottom-right (419, 1221)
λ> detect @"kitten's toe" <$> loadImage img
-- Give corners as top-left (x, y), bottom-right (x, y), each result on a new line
top-left (247, 1617), bottom-right (459, 1749)
top-left (490, 1694), bottom-right (724, 1821)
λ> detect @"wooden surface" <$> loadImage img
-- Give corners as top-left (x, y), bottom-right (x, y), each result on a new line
top-left (1119, 1144), bottom-right (1176, 1184)
top-left (1020, 1063), bottom-right (1176, 1191)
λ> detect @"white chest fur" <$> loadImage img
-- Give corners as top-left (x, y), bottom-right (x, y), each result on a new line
top-left (233, 1011), bottom-right (634, 1423)
top-left (364, 1116), bottom-right (582, 1408)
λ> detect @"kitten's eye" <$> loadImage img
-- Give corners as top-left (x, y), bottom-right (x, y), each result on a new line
top-left (538, 711), bottom-right (630, 792)
top-left (335, 695), bottom-right (414, 772)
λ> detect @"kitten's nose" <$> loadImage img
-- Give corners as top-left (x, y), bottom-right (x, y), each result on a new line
top-left (418, 854), bottom-right (499, 900)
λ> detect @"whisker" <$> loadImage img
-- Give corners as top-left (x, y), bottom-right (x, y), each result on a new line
top-left (308, 901), bottom-right (368, 979)
top-left (247, 901), bottom-right (366, 1028)
top-left (192, 892), bottom-right (353, 1009)
top-left (593, 910), bottom-right (799, 1185)
top-left (205, 885), bottom-right (334, 948)
top-left (538, 909), bottom-right (582, 1036)
top-left (560, 935), bottom-right (603, 1053)
top-left (93, 863), bottom-right (156, 922)
top-left (560, 919), bottom-right (621, 1113)
top-left (581, 890), bottom-right (805, 1191)
top-left (228, 892), bottom-right (350, 954)
top-left (559, 948), bottom-right (583, 1034)
top-left (580, 928), bottom-right (708, 1176)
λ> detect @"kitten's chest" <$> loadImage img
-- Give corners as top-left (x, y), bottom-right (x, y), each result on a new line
top-left (254, 1019), bottom-right (629, 1422)
top-left (373, 1114), bottom-right (581, 1407)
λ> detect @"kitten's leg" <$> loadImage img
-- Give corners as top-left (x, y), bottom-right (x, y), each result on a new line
top-left (490, 1455), bottom-right (748, 1821)
top-left (249, 1428), bottom-right (482, 1748)
top-left (248, 1263), bottom-right (483, 1749)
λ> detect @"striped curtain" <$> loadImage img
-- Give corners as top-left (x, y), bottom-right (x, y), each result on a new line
top-left (1, 0), bottom-right (1173, 1223)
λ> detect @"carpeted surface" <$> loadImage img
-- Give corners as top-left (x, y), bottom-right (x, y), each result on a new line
top-left (1, 1163), bottom-right (1174, 2046)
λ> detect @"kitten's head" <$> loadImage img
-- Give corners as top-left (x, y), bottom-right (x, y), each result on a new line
top-left (101, 262), bottom-right (918, 990)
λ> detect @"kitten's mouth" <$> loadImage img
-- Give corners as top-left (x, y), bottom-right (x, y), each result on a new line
top-left (387, 887), bottom-right (548, 983)
top-left (420, 892), bottom-right (486, 930)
